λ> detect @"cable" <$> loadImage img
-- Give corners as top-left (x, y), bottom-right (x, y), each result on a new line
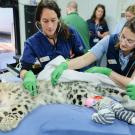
top-left (35, 21), bottom-right (57, 45)
top-left (126, 61), bottom-right (135, 77)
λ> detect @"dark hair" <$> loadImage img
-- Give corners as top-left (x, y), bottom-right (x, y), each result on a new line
top-left (91, 4), bottom-right (106, 24)
top-left (35, 0), bottom-right (71, 40)
top-left (35, 0), bottom-right (61, 21)
top-left (115, 17), bottom-right (135, 59)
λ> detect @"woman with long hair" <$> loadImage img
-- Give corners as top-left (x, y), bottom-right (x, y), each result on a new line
top-left (87, 4), bottom-right (109, 47)
top-left (52, 18), bottom-right (135, 100)
top-left (20, 0), bottom-right (85, 96)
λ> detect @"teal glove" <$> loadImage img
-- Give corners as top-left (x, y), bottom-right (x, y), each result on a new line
top-left (85, 66), bottom-right (112, 76)
top-left (51, 62), bottom-right (68, 86)
top-left (127, 83), bottom-right (135, 100)
top-left (23, 71), bottom-right (38, 96)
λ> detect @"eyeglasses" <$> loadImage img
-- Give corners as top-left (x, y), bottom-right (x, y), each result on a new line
top-left (119, 34), bottom-right (135, 47)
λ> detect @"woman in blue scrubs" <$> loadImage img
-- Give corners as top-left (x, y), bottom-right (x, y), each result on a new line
top-left (113, 4), bottom-right (135, 34)
top-left (87, 4), bottom-right (109, 47)
top-left (51, 18), bottom-right (135, 100)
top-left (20, 0), bottom-right (85, 96)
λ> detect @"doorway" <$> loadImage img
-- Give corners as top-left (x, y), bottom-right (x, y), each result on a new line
top-left (0, 0), bottom-right (20, 72)
top-left (0, 7), bottom-right (15, 51)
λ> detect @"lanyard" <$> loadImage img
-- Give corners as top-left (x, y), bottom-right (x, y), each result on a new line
top-left (95, 24), bottom-right (100, 32)
top-left (126, 61), bottom-right (135, 77)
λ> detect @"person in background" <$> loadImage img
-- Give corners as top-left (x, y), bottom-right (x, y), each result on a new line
top-left (63, 0), bottom-right (90, 52)
top-left (113, 4), bottom-right (135, 34)
top-left (20, 0), bottom-right (85, 96)
top-left (51, 17), bottom-right (135, 100)
top-left (87, 4), bottom-right (109, 47)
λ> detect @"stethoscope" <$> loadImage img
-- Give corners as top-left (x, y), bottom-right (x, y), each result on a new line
top-left (118, 35), bottom-right (135, 77)
top-left (35, 21), bottom-right (61, 45)
top-left (126, 60), bottom-right (135, 77)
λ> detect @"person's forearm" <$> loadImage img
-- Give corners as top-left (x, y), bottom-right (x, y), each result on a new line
top-left (20, 69), bottom-right (28, 79)
top-left (68, 52), bottom-right (96, 70)
top-left (110, 71), bottom-right (132, 87)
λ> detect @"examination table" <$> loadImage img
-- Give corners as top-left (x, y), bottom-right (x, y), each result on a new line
top-left (0, 104), bottom-right (134, 135)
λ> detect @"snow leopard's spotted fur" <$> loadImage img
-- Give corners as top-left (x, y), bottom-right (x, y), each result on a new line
top-left (0, 80), bottom-right (134, 132)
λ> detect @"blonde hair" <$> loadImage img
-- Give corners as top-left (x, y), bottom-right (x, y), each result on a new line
top-left (126, 4), bottom-right (135, 15)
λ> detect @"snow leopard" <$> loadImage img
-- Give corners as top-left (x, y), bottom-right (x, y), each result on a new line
top-left (0, 80), bottom-right (135, 132)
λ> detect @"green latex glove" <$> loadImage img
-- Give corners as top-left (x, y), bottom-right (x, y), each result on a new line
top-left (51, 62), bottom-right (68, 86)
top-left (23, 71), bottom-right (38, 96)
top-left (85, 66), bottom-right (112, 76)
top-left (127, 83), bottom-right (135, 100)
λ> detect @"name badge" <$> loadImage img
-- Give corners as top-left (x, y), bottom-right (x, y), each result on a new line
top-left (93, 38), bottom-right (99, 43)
top-left (108, 59), bottom-right (117, 64)
top-left (39, 56), bottom-right (50, 62)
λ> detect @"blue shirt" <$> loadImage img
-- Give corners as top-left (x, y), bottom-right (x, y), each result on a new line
top-left (112, 18), bottom-right (126, 34)
top-left (90, 35), bottom-right (134, 76)
top-left (87, 19), bottom-right (109, 47)
top-left (89, 35), bottom-right (110, 60)
top-left (21, 27), bottom-right (85, 71)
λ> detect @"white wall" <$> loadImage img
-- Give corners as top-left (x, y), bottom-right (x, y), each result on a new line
top-left (18, 0), bottom-right (135, 54)
top-left (0, 8), bottom-right (13, 34)
top-left (120, 0), bottom-right (135, 13)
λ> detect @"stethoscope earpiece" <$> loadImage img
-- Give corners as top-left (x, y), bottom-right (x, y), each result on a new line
top-left (35, 21), bottom-right (43, 33)
top-left (35, 21), bottom-right (61, 45)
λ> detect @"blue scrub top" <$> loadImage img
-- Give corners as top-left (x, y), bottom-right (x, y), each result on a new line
top-left (90, 35), bottom-right (135, 77)
top-left (87, 19), bottom-right (109, 47)
top-left (112, 18), bottom-right (126, 34)
top-left (21, 27), bottom-right (85, 71)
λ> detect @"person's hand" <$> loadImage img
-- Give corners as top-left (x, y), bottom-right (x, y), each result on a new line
top-left (51, 62), bottom-right (68, 86)
top-left (85, 66), bottom-right (112, 76)
top-left (126, 83), bottom-right (135, 100)
top-left (97, 31), bottom-right (103, 38)
top-left (23, 71), bottom-right (38, 96)
top-left (97, 31), bottom-right (101, 36)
